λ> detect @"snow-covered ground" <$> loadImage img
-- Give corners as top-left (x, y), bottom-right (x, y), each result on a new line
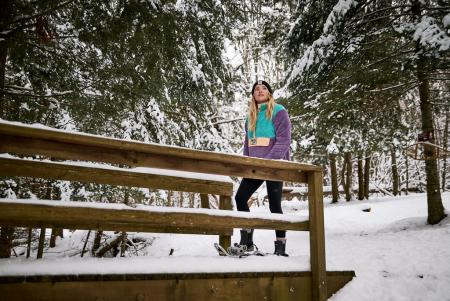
top-left (1, 192), bottom-right (449, 301)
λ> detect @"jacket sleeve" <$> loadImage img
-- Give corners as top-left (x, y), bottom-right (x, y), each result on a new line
top-left (243, 119), bottom-right (249, 156)
top-left (265, 109), bottom-right (291, 160)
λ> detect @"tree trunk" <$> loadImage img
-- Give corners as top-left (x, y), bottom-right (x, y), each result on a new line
top-left (26, 228), bottom-right (32, 258)
top-left (50, 229), bottom-right (58, 248)
top-left (357, 153), bottom-right (364, 200)
top-left (330, 154), bottom-right (339, 203)
top-left (50, 228), bottom-right (63, 248)
top-left (120, 231), bottom-right (127, 257)
top-left (81, 230), bottom-right (91, 257)
top-left (179, 191), bottom-right (183, 207)
top-left (167, 190), bottom-right (173, 207)
top-left (415, 44), bottom-right (446, 224)
top-left (0, 0), bottom-right (12, 118)
top-left (442, 109), bottom-right (449, 191)
top-left (0, 227), bottom-right (14, 258)
top-left (364, 154), bottom-right (370, 199)
top-left (391, 149), bottom-right (399, 196)
top-left (92, 230), bottom-right (103, 255)
top-left (189, 192), bottom-right (195, 208)
top-left (200, 194), bottom-right (209, 209)
top-left (344, 152), bottom-right (352, 201)
top-left (405, 150), bottom-right (409, 195)
top-left (120, 190), bottom-right (129, 256)
top-left (340, 156), bottom-right (347, 192)
top-left (37, 228), bottom-right (46, 259)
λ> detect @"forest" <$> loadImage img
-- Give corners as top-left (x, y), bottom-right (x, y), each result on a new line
top-left (0, 0), bottom-right (449, 259)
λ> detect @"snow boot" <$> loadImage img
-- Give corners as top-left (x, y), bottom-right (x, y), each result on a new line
top-left (239, 229), bottom-right (255, 251)
top-left (274, 240), bottom-right (289, 257)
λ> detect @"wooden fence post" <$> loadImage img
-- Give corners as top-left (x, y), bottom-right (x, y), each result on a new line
top-left (219, 195), bottom-right (232, 249)
top-left (308, 171), bottom-right (327, 301)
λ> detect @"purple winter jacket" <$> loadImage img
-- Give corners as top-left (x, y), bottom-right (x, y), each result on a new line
top-left (243, 103), bottom-right (291, 161)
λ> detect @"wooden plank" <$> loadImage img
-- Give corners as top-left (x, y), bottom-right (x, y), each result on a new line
top-left (308, 171), bottom-right (327, 301)
top-left (0, 200), bottom-right (309, 235)
top-left (0, 134), bottom-right (306, 183)
top-left (0, 121), bottom-right (321, 172)
top-left (0, 271), bottom-right (355, 301)
top-left (0, 157), bottom-right (233, 196)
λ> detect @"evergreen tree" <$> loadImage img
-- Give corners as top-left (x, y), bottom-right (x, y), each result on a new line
top-left (282, 0), bottom-right (449, 223)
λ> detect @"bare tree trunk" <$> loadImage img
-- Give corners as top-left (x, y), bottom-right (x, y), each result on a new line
top-left (413, 24), bottom-right (446, 223)
top-left (0, 0), bottom-right (12, 118)
top-left (340, 156), bottom-right (347, 192)
top-left (200, 194), bottom-right (209, 208)
top-left (364, 154), bottom-right (371, 199)
top-left (120, 190), bottom-right (129, 257)
top-left (391, 149), bottom-right (399, 196)
top-left (167, 190), bottom-right (173, 207)
top-left (330, 154), bottom-right (339, 203)
top-left (442, 109), bottom-right (449, 191)
top-left (357, 153), bottom-right (364, 200)
top-left (81, 230), bottom-right (91, 257)
top-left (189, 192), bottom-right (195, 208)
top-left (405, 150), bottom-right (409, 195)
top-left (344, 152), bottom-right (352, 201)
top-left (37, 228), bottom-right (46, 259)
top-left (26, 228), bottom-right (32, 258)
top-left (50, 229), bottom-right (58, 248)
top-left (49, 228), bottom-right (63, 248)
top-left (92, 230), bottom-right (103, 255)
top-left (120, 231), bottom-right (127, 257)
top-left (0, 227), bottom-right (14, 258)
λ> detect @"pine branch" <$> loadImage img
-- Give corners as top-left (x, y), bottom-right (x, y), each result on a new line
top-left (384, 83), bottom-right (420, 103)
top-left (366, 81), bottom-right (418, 93)
top-left (8, 0), bottom-right (75, 27)
top-left (212, 117), bottom-right (245, 125)
top-left (1, 89), bottom-right (74, 98)
top-left (423, 5), bottom-right (450, 11)
top-left (343, 47), bottom-right (415, 80)
top-left (429, 78), bottom-right (450, 81)
top-left (359, 4), bottom-right (413, 19)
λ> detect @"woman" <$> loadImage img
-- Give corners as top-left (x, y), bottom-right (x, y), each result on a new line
top-left (235, 80), bottom-right (291, 256)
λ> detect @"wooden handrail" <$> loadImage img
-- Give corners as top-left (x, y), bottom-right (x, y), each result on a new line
top-left (0, 121), bottom-right (319, 182)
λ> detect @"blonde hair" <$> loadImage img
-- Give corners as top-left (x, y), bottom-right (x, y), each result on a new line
top-left (248, 93), bottom-right (276, 134)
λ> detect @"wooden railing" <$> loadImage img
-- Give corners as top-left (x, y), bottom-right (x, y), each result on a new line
top-left (0, 156), bottom-right (235, 248)
top-left (0, 120), bottom-right (328, 301)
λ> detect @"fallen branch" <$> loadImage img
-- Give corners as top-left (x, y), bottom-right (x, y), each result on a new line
top-left (95, 235), bottom-right (123, 258)
top-left (373, 184), bottom-right (394, 197)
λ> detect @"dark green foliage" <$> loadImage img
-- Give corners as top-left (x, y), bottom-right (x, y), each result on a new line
top-left (1, 0), bottom-right (242, 204)
top-left (2, 0), bottom-right (237, 142)
top-left (279, 0), bottom-right (448, 161)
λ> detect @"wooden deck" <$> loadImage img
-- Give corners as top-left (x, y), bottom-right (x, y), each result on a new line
top-left (0, 271), bottom-right (355, 301)
top-left (0, 120), bottom-right (355, 300)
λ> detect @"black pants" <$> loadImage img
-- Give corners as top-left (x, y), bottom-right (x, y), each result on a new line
top-left (235, 178), bottom-right (286, 238)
